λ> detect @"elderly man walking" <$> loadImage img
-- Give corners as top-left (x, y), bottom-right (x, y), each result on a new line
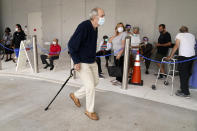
top-left (68, 8), bottom-right (105, 120)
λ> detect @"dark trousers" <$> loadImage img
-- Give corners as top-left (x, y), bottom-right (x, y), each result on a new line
top-left (114, 56), bottom-right (124, 82)
top-left (144, 54), bottom-right (151, 71)
top-left (40, 54), bottom-right (59, 67)
top-left (96, 50), bottom-right (111, 74)
top-left (178, 56), bottom-right (194, 95)
top-left (141, 44), bottom-right (153, 71)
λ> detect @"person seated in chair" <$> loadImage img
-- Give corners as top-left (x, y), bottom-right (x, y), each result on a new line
top-left (40, 38), bottom-right (61, 70)
top-left (139, 37), bottom-right (153, 74)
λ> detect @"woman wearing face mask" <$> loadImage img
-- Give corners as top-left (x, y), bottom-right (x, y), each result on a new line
top-left (109, 23), bottom-right (127, 85)
top-left (12, 24), bottom-right (26, 62)
top-left (1, 27), bottom-right (14, 62)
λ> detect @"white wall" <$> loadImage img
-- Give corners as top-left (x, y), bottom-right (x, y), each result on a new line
top-left (155, 0), bottom-right (197, 42)
top-left (0, 0), bottom-right (197, 46)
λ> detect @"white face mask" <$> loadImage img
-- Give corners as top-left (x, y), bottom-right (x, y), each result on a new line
top-left (133, 34), bottom-right (137, 37)
top-left (15, 28), bottom-right (19, 32)
top-left (117, 27), bottom-right (124, 33)
top-left (98, 17), bottom-right (105, 26)
top-left (144, 41), bottom-right (148, 44)
top-left (52, 41), bottom-right (56, 45)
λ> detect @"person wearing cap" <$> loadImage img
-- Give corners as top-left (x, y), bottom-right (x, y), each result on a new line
top-left (167, 26), bottom-right (196, 98)
top-left (140, 37), bottom-right (153, 74)
top-left (40, 38), bottom-right (61, 70)
top-left (68, 7), bottom-right (105, 120)
top-left (125, 24), bottom-right (132, 35)
top-left (96, 35), bottom-right (112, 78)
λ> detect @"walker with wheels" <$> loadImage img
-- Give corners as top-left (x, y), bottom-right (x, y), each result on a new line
top-left (152, 57), bottom-right (177, 96)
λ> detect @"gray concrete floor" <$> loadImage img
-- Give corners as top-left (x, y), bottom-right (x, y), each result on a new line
top-left (0, 76), bottom-right (197, 131)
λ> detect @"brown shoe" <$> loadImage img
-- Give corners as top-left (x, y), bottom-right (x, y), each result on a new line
top-left (85, 111), bottom-right (99, 120)
top-left (70, 93), bottom-right (81, 107)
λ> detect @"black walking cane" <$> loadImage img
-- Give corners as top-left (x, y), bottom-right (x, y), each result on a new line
top-left (45, 68), bottom-right (75, 111)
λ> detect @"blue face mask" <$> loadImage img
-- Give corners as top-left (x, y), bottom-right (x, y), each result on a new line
top-left (98, 17), bottom-right (105, 26)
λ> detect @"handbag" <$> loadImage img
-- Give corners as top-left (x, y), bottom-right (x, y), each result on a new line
top-left (107, 61), bottom-right (122, 77)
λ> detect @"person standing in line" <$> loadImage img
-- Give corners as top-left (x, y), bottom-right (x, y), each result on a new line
top-left (128, 26), bottom-right (141, 77)
top-left (68, 8), bottom-right (105, 120)
top-left (155, 24), bottom-right (171, 79)
top-left (12, 24), bottom-right (26, 63)
top-left (96, 35), bottom-right (112, 78)
top-left (167, 26), bottom-right (196, 98)
top-left (109, 23), bottom-right (127, 86)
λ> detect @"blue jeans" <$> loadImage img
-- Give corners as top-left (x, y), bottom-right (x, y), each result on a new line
top-left (14, 48), bottom-right (19, 58)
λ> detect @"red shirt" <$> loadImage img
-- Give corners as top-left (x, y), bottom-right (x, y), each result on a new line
top-left (49, 44), bottom-right (61, 56)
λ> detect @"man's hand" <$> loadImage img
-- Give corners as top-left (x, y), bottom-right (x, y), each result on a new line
top-left (74, 64), bottom-right (80, 71)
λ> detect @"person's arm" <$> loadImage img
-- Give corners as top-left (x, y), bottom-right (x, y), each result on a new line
top-left (116, 33), bottom-right (126, 59)
top-left (68, 24), bottom-right (86, 65)
top-left (156, 42), bottom-right (171, 47)
top-left (166, 39), bottom-right (180, 60)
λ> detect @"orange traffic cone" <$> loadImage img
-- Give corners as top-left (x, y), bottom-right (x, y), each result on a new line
top-left (129, 50), bottom-right (143, 86)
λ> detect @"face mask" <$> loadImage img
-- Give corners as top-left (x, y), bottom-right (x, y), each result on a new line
top-left (15, 28), bottom-right (19, 32)
top-left (98, 17), bottom-right (105, 26)
top-left (104, 39), bottom-right (108, 42)
top-left (117, 27), bottom-right (123, 33)
top-left (144, 41), bottom-right (148, 44)
top-left (133, 34), bottom-right (137, 37)
top-left (52, 41), bottom-right (56, 45)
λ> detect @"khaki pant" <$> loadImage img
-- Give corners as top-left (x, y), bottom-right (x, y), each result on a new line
top-left (74, 62), bottom-right (99, 113)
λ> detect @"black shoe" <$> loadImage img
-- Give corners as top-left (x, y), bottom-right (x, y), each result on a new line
top-left (158, 74), bottom-right (166, 80)
top-left (5, 59), bottom-right (9, 62)
top-left (8, 58), bottom-right (12, 61)
top-left (44, 65), bottom-right (49, 69)
top-left (175, 90), bottom-right (191, 99)
top-left (145, 70), bottom-right (149, 74)
top-left (50, 65), bottom-right (54, 70)
top-left (99, 74), bottom-right (105, 79)
top-left (12, 59), bottom-right (16, 63)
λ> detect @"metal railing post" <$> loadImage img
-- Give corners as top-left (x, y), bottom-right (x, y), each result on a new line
top-left (122, 36), bottom-right (131, 90)
top-left (33, 35), bottom-right (39, 73)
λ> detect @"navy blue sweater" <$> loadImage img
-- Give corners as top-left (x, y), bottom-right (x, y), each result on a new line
top-left (68, 20), bottom-right (98, 64)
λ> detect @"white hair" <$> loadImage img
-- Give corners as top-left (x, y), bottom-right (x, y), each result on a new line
top-left (89, 8), bottom-right (100, 20)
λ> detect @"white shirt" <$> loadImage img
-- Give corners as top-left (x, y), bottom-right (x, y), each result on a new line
top-left (175, 33), bottom-right (196, 57)
top-left (130, 34), bottom-right (141, 50)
